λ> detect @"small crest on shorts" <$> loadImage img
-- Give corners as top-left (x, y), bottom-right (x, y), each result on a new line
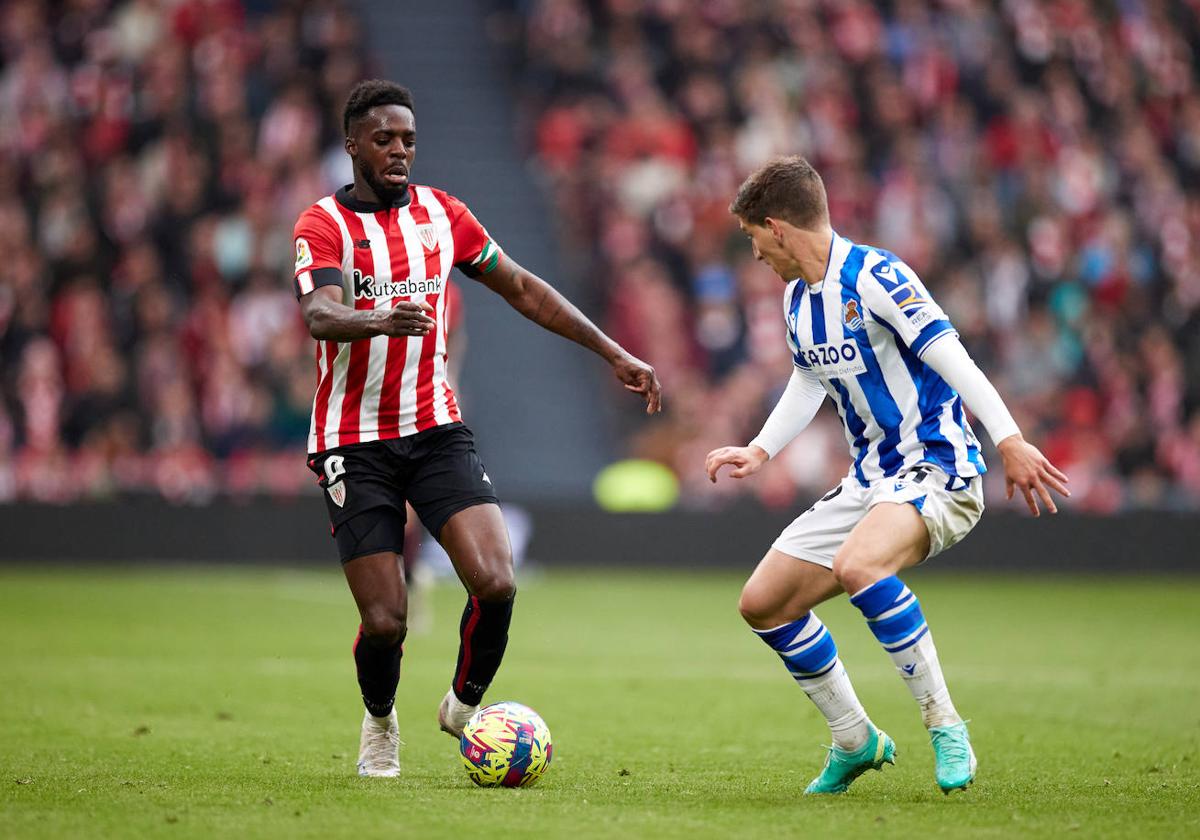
top-left (416, 224), bottom-right (438, 251)
top-left (843, 300), bottom-right (864, 331)
top-left (327, 480), bottom-right (346, 508)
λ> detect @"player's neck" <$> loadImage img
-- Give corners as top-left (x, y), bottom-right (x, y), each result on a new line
top-left (794, 227), bottom-right (835, 286)
top-left (345, 180), bottom-right (411, 210)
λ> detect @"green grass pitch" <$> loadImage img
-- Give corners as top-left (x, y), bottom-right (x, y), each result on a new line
top-left (1, 566), bottom-right (1197, 838)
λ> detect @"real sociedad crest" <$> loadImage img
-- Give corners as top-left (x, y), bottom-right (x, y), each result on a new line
top-left (416, 224), bottom-right (437, 251)
top-left (843, 300), bottom-right (865, 331)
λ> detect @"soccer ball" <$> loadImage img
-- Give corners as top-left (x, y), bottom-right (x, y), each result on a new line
top-left (459, 701), bottom-right (553, 787)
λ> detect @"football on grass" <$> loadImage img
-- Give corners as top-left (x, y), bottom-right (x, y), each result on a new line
top-left (459, 702), bottom-right (553, 787)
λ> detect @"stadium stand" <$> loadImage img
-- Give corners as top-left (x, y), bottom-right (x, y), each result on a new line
top-left (489, 0), bottom-right (1200, 512)
top-left (3, 0), bottom-right (1199, 514)
top-left (0, 0), bottom-right (371, 501)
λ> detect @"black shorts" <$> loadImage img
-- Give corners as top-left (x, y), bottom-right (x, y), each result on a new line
top-left (306, 423), bottom-right (499, 564)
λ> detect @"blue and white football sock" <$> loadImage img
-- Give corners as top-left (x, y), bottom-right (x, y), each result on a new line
top-left (850, 576), bottom-right (962, 729)
top-left (754, 613), bottom-right (871, 751)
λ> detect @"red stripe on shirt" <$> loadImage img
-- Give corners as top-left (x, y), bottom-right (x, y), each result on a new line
top-left (376, 209), bottom-right (411, 438)
top-left (410, 200), bottom-right (442, 432)
top-left (313, 339), bottom-right (335, 448)
top-left (332, 205), bottom-right (375, 446)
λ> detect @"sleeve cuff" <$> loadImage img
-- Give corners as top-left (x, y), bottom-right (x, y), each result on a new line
top-left (913, 320), bottom-right (956, 358)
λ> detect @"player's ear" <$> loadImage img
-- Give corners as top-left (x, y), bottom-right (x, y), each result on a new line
top-left (765, 217), bottom-right (785, 243)
top-left (345, 136), bottom-right (356, 156)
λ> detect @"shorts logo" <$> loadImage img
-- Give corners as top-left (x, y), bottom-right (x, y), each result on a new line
top-left (295, 238), bottom-right (313, 271)
top-left (843, 300), bottom-right (864, 331)
top-left (327, 481), bottom-right (346, 508)
top-left (324, 454), bottom-right (347, 508)
top-left (416, 224), bottom-right (438, 251)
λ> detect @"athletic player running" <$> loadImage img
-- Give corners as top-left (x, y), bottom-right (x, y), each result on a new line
top-left (706, 156), bottom-right (1068, 795)
top-left (293, 80), bottom-right (661, 777)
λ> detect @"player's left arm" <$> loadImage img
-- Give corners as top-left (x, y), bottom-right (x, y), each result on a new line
top-left (475, 252), bottom-right (662, 414)
top-left (921, 336), bottom-right (1070, 516)
top-left (858, 255), bottom-right (1069, 515)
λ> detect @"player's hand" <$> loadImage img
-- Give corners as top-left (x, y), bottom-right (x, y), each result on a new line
top-left (997, 434), bottom-right (1070, 517)
top-left (381, 301), bottom-right (435, 337)
top-left (612, 352), bottom-right (662, 414)
top-left (706, 445), bottom-right (769, 483)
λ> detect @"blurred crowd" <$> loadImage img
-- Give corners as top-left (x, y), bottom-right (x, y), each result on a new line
top-left (496, 0), bottom-right (1200, 512)
top-left (0, 0), bottom-right (369, 502)
top-left (5, 1), bottom-right (1200, 513)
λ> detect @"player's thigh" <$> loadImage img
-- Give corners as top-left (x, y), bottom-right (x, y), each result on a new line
top-left (405, 424), bottom-right (500, 542)
top-left (739, 548), bottom-right (842, 629)
top-left (832, 502), bottom-right (929, 591)
top-left (771, 477), bottom-right (865, 572)
top-left (438, 503), bottom-right (514, 601)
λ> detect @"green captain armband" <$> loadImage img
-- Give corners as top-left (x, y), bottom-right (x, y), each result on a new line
top-left (456, 239), bottom-right (502, 278)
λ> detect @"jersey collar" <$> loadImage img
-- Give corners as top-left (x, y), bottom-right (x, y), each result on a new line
top-left (821, 232), bottom-right (851, 287)
top-left (335, 184), bottom-right (412, 212)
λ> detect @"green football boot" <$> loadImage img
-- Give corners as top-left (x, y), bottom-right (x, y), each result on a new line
top-left (804, 725), bottom-right (897, 795)
top-left (929, 721), bottom-right (977, 793)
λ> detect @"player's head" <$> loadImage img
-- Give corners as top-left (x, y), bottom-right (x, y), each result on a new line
top-left (343, 79), bottom-right (417, 204)
top-left (730, 155), bottom-right (830, 278)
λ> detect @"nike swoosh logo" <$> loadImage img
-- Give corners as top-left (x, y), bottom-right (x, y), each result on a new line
top-left (901, 664), bottom-right (917, 675)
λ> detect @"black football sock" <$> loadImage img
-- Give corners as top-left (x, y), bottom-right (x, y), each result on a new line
top-left (452, 594), bottom-right (514, 706)
top-left (353, 625), bottom-right (403, 718)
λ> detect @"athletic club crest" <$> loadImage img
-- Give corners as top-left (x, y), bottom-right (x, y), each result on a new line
top-left (843, 300), bottom-right (865, 331)
top-left (416, 224), bottom-right (437, 251)
top-left (327, 480), bottom-right (346, 508)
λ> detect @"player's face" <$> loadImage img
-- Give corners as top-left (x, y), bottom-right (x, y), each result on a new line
top-left (347, 104), bottom-right (416, 203)
top-left (738, 218), bottom-right (794, 280)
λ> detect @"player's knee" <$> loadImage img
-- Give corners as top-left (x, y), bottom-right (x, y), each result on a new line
top-left (831, 548), bottom-right (873, 593)
top-left (470, 565), bottom-right (515, 602)
top-left (361, 605), bottom-right (408, 646)
top-left (738, 581), bottom-right (779, 627)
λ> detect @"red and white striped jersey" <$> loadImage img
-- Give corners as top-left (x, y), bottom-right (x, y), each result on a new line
top-left (292, 184), bottom-right (502, 454)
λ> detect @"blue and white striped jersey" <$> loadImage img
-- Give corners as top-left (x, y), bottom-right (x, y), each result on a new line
top-left (784, 233), bottom-right (985, 486)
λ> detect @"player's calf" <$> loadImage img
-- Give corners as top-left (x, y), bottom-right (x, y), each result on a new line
top-left (354, 609), bottom-right (406, 720)
top-left (752, 613), bottom-right (874, 753)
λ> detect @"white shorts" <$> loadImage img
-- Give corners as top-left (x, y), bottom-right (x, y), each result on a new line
top-left (772, 464), bottom-right (985, 569)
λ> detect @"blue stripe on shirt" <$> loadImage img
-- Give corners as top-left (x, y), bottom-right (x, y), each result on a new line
top-left (840, 249), bottom-right (906, 476)
top-left (810, 291), bottom-right (826, 344)
top-left (870, 314), bottom-right (963, 475)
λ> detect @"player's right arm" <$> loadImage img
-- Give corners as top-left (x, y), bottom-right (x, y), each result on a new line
top-left (300, 286), bottom-right (435, 341)
top-left (292, 207), bottom-right (434, 340)
top-left (706, 366), bottom-right (827, 482)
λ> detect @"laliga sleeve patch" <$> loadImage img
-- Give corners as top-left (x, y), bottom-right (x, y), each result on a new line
top-left (295, 237), bottom-right (314, 271)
